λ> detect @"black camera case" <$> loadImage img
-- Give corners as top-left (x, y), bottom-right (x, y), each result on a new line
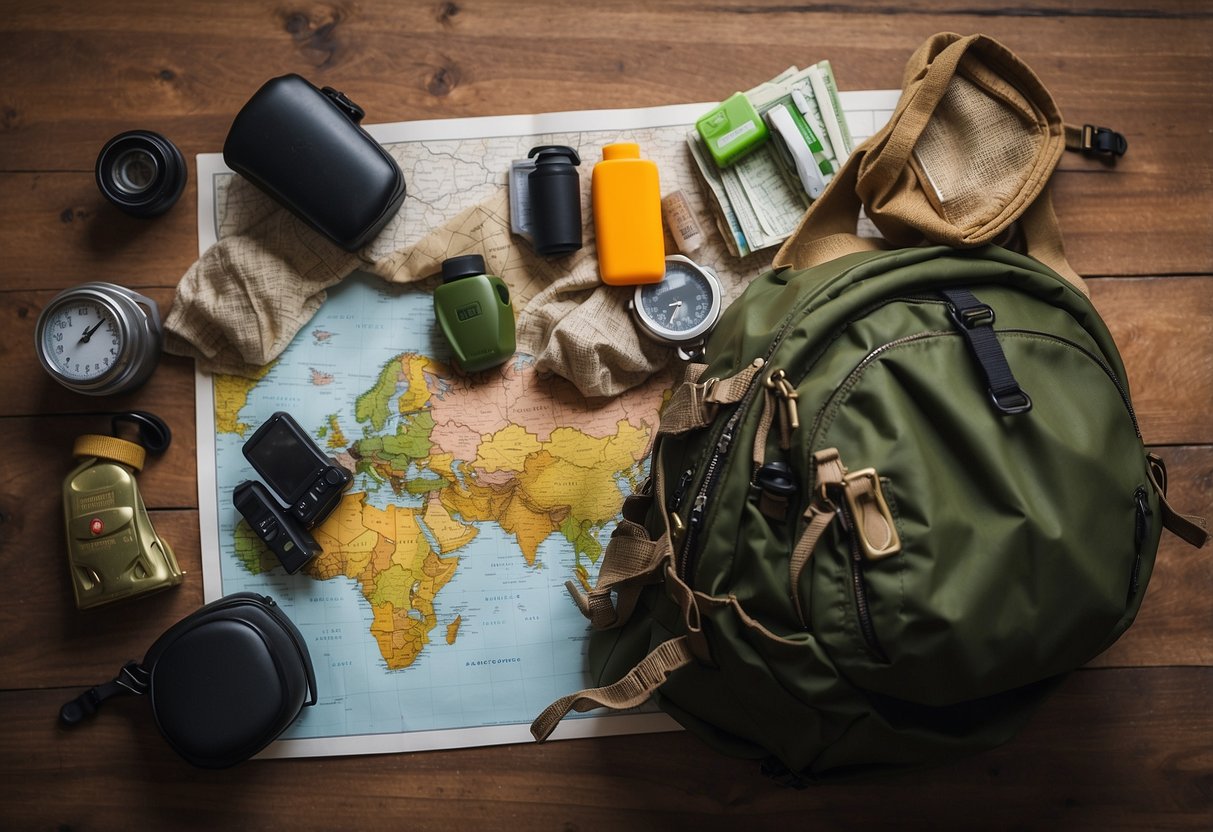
top-left (60, 593), bottom-right (317, 769)
top-left (223, 74), bottom-right (406, 251)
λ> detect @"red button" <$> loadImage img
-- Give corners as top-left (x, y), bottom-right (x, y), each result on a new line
top-left (89, 518), bottom-right (104, 535)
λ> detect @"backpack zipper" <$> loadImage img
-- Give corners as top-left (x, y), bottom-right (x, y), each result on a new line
top-left (673, 284), bottom-right (929, 583)
top-left (840, 499), bottom-right (889, 662)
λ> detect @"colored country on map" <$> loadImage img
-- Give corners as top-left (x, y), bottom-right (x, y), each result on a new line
top-left (233, 350), bottom-right (659, 672)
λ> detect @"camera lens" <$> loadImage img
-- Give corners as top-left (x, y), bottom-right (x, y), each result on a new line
top-left (96, 130), bottom-right (187, 218)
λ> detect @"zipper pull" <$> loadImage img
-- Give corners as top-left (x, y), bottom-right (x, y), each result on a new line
top-left (842, 469), bottom-right (901, 561)
top-left (764, 368), bottom-right (800, 449)
top-left (669, 467), bottom-right (695, 513)
top-left (716, 426), bottom-right (735, 455)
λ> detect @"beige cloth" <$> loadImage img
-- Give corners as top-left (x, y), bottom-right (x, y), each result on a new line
top-left (774, 32), bottom-right (1088, 295)
top-left (164, 180), bottom-right (672, 397)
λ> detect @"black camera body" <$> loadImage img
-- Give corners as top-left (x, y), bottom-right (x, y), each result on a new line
top-left (234, 412), bottom-right (351, 573)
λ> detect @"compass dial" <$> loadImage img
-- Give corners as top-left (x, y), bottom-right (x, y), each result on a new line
top-left (34, 282), bottom-right (163, 396)
top-left (632, 256), bottom-right (722, 346)
top-left (41, 298), bottom-right (123, 382)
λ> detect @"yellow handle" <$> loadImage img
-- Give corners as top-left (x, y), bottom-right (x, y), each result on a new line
top-left (73, 435), bottom-right (146, 472)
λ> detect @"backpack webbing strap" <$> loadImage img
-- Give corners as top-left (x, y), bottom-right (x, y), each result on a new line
top-left (565, 530), bottom-right (672, 629)
top-left (1147, 454), bottom-right (1209, 548)
top-left (529, 636), bottom-right (694, 742)
top-left (660, 360), bottom-right (765, 435)
top-left (789, 450), bottom-right (847, 627)
top-left (942, 288), bottom-right (1032, 415)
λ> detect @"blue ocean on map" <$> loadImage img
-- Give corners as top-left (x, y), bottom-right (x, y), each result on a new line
top-left (211, 272), bottom-right (655, 743)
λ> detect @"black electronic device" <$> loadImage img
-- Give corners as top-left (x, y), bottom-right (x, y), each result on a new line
top-left (233, 481), bottom-right (322, 575)
top-left (223, 74), bottom-right (406, 251)
top-left (241, 411), bottom-right (351, 528)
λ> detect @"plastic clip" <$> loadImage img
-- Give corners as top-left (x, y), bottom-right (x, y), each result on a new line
top-left (1080, 125), bottom-right (1127, 158)
top-left (321, 87), bottom-right (365, 123)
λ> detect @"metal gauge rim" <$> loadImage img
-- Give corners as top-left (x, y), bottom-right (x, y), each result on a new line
top-left (35, 282), bottom-right (163, 395)
top-left (631, 255), bottom-right (722, 346)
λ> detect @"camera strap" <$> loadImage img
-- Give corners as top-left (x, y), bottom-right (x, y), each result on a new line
top-left (58, 661), bottom-right (150, 727)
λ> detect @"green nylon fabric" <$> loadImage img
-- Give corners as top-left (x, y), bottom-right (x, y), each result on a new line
top-left (590, 245), bottom-right (1161, 779)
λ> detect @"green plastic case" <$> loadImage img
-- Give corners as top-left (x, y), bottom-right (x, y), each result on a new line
top-left (696, 92), bottom-right (769, 168)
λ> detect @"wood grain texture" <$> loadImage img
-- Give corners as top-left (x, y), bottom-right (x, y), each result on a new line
top-left (0, 1), bottom-right (1209, 828)
top-left (0, 668), bottom-right (1209, 830)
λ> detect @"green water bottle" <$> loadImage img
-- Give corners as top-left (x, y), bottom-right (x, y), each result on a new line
top-left (434, 254), bottom-right (516, 373)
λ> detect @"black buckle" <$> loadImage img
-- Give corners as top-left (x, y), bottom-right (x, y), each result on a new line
top-left (950, 303), bottom-right (995, 330)
top-left (1081, 125), bottom-right (1127, 158)
top-left (321, 87), bottom-right (366, 123)
top-left (990, 387), bottom-right (1032, 415)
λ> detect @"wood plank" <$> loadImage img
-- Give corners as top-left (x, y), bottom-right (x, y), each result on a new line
top-left (1, 448), bottom-right (1206, 690)
top-left (1089, 276), bottom-right (1213, 446)
top-left (0, 667), bottom-right (1208, 829)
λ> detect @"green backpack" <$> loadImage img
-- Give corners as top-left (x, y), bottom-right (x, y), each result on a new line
top-left (531, 33), bottom-right (1208, 780)
top-left (531, 244), bottom-right (1206, 780)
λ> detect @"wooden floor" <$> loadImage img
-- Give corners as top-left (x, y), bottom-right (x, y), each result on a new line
top-left (1, 1), bottom-right (1210, 828)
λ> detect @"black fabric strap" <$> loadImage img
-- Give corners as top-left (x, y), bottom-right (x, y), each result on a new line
top-left (59, 661), bottom-right (150, 727)
top-left (942, 288), bottom-right (1032, 415)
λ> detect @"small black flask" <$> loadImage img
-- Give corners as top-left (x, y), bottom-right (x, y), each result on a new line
top-left (527, 145), bottom-right (582, 256)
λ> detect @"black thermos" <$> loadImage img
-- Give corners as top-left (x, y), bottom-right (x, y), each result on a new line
top-left (527, 145), bottom-right (582, 256)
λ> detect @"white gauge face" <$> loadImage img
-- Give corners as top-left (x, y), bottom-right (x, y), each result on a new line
top-left (41, 298), bottom-right (123, 381)
top-left (635, 259), bottom-right (721, 343)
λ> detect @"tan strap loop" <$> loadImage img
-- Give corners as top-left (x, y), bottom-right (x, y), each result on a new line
top-left (663, 564), bottom-right (712, 663)
top-left (660, 360), bottom-right (763, 435)
top-left (1147, 454), bottom-right (1209, 549)
top-left (789, 504), bottom-right (837, 628)
top-left (73, 435), bottom-right (146, 472)
top-left (529, 636), bottom-right (694, 741)
top-left (565, 528), bottom-right (673, 629)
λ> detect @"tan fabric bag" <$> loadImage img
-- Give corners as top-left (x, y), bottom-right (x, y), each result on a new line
top-left (774, 32), bottom-right (1124, 291)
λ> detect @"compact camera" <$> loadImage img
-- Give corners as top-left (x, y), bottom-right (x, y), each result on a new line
top-left (234, 412), bottom-right (352, 573)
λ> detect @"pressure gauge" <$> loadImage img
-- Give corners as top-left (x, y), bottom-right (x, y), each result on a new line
top-left (630, 255), bottom-right (723, 360)
top-left (35, 282), bottom-right (163, 396)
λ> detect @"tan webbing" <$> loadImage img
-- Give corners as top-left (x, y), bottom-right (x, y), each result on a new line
top-left (73, 435), bottom-right (146, 472)
top-left (529, 636), bottom-right (694, 741)
top-left (789, 449), bottom-right (848, 626)
top-left (1147, 454), bottom-right (1209, 549)
top-left (660, 360), bottom-right (763, 436)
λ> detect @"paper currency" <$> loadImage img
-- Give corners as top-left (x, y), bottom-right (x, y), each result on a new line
top-left (688, 60), bottom-right (853, 257)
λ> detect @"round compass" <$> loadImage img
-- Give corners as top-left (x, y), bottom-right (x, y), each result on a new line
top-left (35, 282), bottom-right (163, 396)
top-left (630, 255), bottom-right (723, 360)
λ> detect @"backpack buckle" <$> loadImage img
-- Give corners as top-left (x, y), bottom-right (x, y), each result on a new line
top-left (1080, 125), bottom-right (1127, 158)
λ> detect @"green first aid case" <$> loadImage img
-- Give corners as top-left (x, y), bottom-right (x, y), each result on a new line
top-left (696, 92), bottom-right (769, 168)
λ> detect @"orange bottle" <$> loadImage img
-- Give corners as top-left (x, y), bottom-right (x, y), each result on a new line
top-left (592, 142), bottom-right (665, 284)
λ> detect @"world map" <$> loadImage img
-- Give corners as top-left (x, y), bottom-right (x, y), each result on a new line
top-left (209, 272), bottom-right (666, 745)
